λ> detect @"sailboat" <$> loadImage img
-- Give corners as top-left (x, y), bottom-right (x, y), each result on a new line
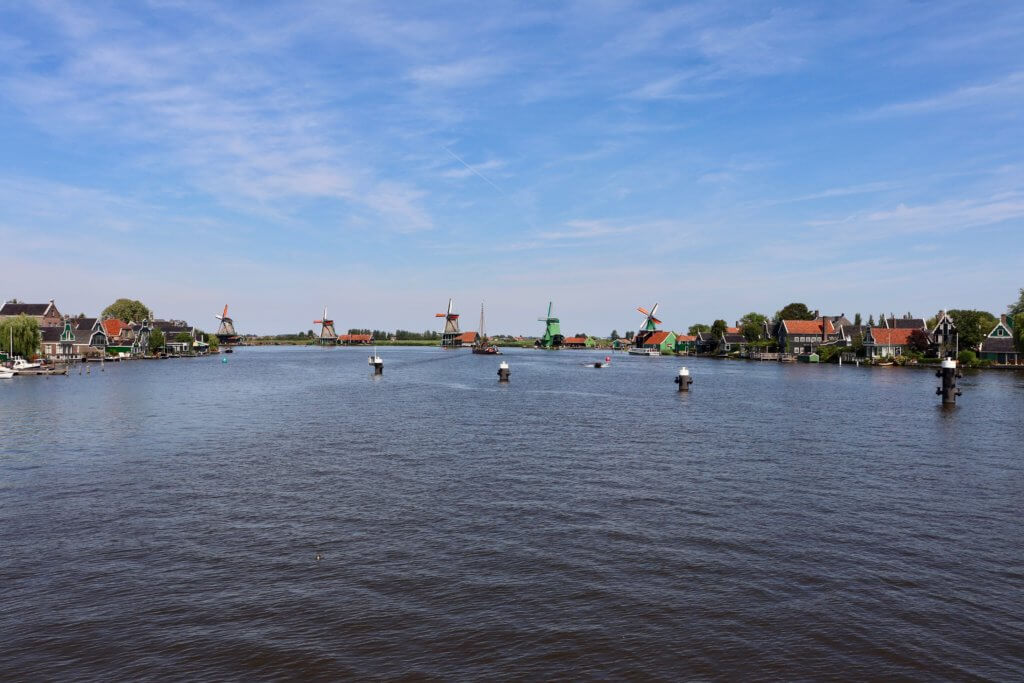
top-left (471, 303), bottom-right (501, 355)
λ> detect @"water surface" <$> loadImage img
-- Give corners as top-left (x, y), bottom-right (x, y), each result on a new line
top-left (2, 347), bottom-right (1022, 678)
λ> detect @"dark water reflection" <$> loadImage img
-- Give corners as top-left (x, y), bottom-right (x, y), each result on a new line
top-left (2, 347), bottom-right (1023, 678)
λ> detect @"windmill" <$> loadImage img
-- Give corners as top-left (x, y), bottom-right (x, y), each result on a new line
top-left (536, 301), bottom-right (564, 349)
top-left (313, 307), bottom-right (338, 345)
top-left (633, 303), bottom-right (661, 346)
top-left (214, 304), bottom-right (240, 345)
top-left (435, 298), bottom-right (461, 348)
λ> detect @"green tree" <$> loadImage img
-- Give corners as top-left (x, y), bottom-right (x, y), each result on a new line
top-left (148, 328), bottom-right (165, 355)
top-left (710, 319), bottom-right (728, 338)
top-left (907, 329), bottom-right (931, 354)
top-left (203, 331), bottom-right (219, 352)
top-left (1008, 288), bottom-right (1024, 316)
top-left (175, 331), bottom-right (193, 347)
top-left (948, 309), bottom-right (997, 350)
top-left (102, 298), bottom-right (152, 322)
top-left (609, 329), bottom-right (619, 340)
top-left (0, 314), bottom-right (40, 358)
top-left (687, 323), bottom-right (710, 336)
top-left (739, 312), bottom-right (767, 342)
top-left (775, 303), bottom-right (815, 321)
top-left (868, 314), bottom-right (875, 327)
top-left (854, 312), bottom-right (862, 326)
top-left (625, 330), bottom-right (635, 340)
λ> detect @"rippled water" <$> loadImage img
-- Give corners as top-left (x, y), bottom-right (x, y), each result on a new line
top-left (2, 346), bottom-right (1023, 679)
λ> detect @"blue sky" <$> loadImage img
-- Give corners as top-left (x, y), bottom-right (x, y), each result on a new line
top-left (1, 1), bottom-right (1022, 335)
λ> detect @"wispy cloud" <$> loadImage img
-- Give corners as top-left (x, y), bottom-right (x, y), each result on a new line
top-left (859, 72), bottom-right (1024, 119)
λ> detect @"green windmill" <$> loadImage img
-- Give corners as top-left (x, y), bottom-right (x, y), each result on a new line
top-left (536, 301), bottom-right (565, 349)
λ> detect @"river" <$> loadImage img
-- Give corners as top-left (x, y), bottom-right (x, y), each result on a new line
top-left (2, 346), bottom-right (1022, 678)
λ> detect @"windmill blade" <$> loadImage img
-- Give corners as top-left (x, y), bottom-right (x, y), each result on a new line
top-left (650, 303), bottom-right (659, 317)
top-left (637, 306), bottom-right (651, 316)
top-left (651, 317), bottom-right (662, 325)
top-left (436, 313), bottom-right (447, 318)
top-left (447, 298), bottom-right (453, 316)
top-left (222, 305), bottom-right (229, 318)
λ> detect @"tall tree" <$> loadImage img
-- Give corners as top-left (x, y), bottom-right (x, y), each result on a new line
top-left (688, 323), bottom-right (710, 336)
top-left (710, 319), bottom-right (728, 338)
top-left (1014, 313), bottom-right (1024, 353)
top-left (907, 329), bottom-right (931, 354)
top-left (609, 329), bottom-right (619, 340)
top-left (854, 312), bottom-right (862, 326)
top-left (868, 314), bottom-right (875, 326)
top-left (625, 330), bottom-right (634, 340)
top-left (102, 298), bottom-right (152, 322)
top-left (947, 309), bottom-right (997, 350)
top-left (775, 303), bottom-right (815, 321)
top-left (0, 314), bottom-right (40, 358)
top-left (739, 312), bottom-right (767, 342)
top-left (1008, 288), bottom-right (1024, 316)
top-left (148, 328), bottom-right (165, 355)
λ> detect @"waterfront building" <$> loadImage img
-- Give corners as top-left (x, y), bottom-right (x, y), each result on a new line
top-left (338, 333), bottom-right (373, 345)
top-left (777, 318), bottom-right (838, 355)
top-left (152, 319), bottom-right (198, 354)
top-left (931, 310), bottom-right (958, 357)
top-left (0, 299), bottom-right (62, 327)
top-left (612, 338), bottom-right (633, 350)
top-left (978, 315), bottom-right (1019, 365)
top-left (720, 332), bottom-right (747, 353)
top-left (635, 330), bottom-right (676, 353)
top-left (674, 334), bottom-right (695, 354)
top-left (458, 331), bottom-right (479, 346)
top-left (864, 327), bottom-right (915, 358)
top-left (562, 335), bottom-right (596, 349)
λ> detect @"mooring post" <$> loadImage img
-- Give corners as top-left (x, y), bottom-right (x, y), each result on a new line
top-left (936, 358), bottom-right (962, 405)
top-left (498, 360), bottom-right (510, 382)
top-left (674, 366), bottom-right (692, 392)
top-left (369, 352), bottom-right (383, 375)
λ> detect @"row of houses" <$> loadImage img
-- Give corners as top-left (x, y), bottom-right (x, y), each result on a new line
top-left (1, 299), bottom-right (209, 361)
top-left (603, 310), bottom-right (1018, 364)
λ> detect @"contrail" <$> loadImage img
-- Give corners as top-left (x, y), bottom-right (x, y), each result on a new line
top-left (443, 146), bottom-right (506, 195)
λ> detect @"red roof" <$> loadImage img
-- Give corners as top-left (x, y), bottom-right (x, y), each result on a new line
top-left (782, 319), bottom-right (835, 335)
top-left (563, 336), bottom-right (588, 344)
top-left (869, 328), bottom-right (916, 345)
top-left (675, 334), bottom-right (696, 342)
top-left (102, 319), bottom-right (128, 337)
top-left (642, 331), bottom-right (672, 346)
top-left (726, 327), bottom-right (741, 334)
top-left (458, 331), bottom-right (478, 343)
top-left (338, 333), bottom-right (372, 342)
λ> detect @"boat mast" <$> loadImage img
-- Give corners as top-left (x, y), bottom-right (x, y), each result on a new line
top-left (479, 303), bottom-right (486, 341)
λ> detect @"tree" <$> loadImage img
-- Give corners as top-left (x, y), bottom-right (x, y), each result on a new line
top-left (175, 331), bottom-right (193, 345)
top-left (1008, 288), bottom-right (1024, 316)
top-left (148, 328), bottom-right (165, 355)
top-left (907, 329), bottom-right (931, 354)
top-left (868, 314), bottom-right (875, 327)
top-left (948, 309), bottom-right (997, 350)
top-left (879, 312), bottom-right (886, 327)
top-left (854, 313), bottom-right (862, 326)
top-left (202, 331), bottom-right (219, 352)
top-left (625, 330), bottom-right (634, 340)
top-left (710, 319), bottom-right (728, 338)
top-left (688, 323), bottom-right (710, 336)
top-left (775, 303), bottom-right (815, 321)
top-left (739, 312), bottom-right (767, 342)
top-left (102, 298), bottom-right (151, 322)
top-left (609, 329), bottom-right (619, 340)
top-left (1014, 313), bottom-right (1024, 353)
top-left (0, 314), bottom-right (40, 358)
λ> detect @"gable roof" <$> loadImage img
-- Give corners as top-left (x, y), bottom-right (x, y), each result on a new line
top-left (641, 331), bottom-right (672, 346)
top-left (868, 327), bottom-right (916, 345)
top-left (722, 332), bottom-right (746, 343)
top-left (338, 333), bottom-right (372, 342)
top-left (73, 317), bottom-right (97, 330)
top-left (102, 319), bottom-right (129, 337)
top-left (0, 301), bottom-right (54, 316)
top-left (458, 331), bottom-right (479, 343)
top-left (675, 334), bottom-right (696, 342)
top-left (725, 326), bottom-right (741, 334)
top-left (563, 336), bottom-right (588, 344)
top-left (782, 319), bottom-right (835, 335)
top-left (979, 337), bottom-right (1017, 354)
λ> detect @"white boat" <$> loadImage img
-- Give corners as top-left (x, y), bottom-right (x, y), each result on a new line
top-left (628, 348), bottom-right (660, 357)
top-left (12, 357), bottom-right (41, 371)
top-left (0, 367), bottom-right (13, 379)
